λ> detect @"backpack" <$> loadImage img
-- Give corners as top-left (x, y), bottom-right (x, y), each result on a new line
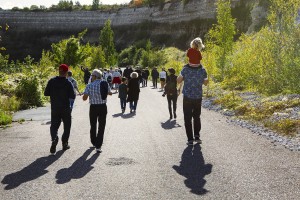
top-left (106, 75), bottom-right (112, 83)
top-left (165, 76), bottom-right (177, 95)
top-left (100, 80), bottom-right (109, 100)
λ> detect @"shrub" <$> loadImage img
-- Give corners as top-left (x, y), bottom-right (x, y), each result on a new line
top-left (0, 110), bottom-right (12, 126)
top-left (15, 75), bottom-right (44, 109)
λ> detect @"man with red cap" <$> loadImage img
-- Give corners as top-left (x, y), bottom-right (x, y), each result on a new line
top-left (44, 64), bottom-right (76, 154)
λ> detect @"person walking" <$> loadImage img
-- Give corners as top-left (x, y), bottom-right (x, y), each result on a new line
top-left (82, 69), bottom-right (112, 153)
top-left (151, 67), bottom-right (159, 88)
top-left (127, 72), bottom-right (140, 113)
top-left (44, 64), bottom-right (75, 154)
top-left (144, 67), bottom-right (150, 87)
top-left (177, 64), bottom-right (208, 145)
top-left (118, 77), bottom-right (128, 114)
top-left (67, 71), bottom-right (81, 112)
top-left (80, 66), bottom-right (91, 85)
top-left (162, 68), bottom-right (178, 120)
top-left (112, 68), bottom-right (122, 92)
top-left (159, 68), bottom-right (167, 90)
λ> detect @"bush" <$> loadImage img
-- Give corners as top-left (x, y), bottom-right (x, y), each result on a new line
top-left (0, 110), bottom-right (12, 126)
top-left (15, 75), bottom-right (44, 109)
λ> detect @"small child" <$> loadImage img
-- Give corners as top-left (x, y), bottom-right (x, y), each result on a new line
top-left (187, 37), bottom-right (205, 67)
top-left (118, 77), bottom-right (128, 114)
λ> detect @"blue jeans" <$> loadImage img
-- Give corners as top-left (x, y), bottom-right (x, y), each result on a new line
top-left (69, 98), bottom-right (75, 112)
top-left (120, 98), bottom-right (126, 110)
top-left (129, 100), bottom-right (138, 111)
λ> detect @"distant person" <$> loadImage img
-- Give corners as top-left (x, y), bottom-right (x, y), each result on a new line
top-left (159, 68), bottom-right (167, 90)
top-left (81, 66), bottom-right (91, 85)
top-left (187, 37), bottom-right (205, 67)
top-left (83, 69), bottom-right (112, 153)
top-left (118, 77), bottom-right (128, 114)
top-left (112, 68), bottom-right (122, 92)
top-left (127, 72), bottom-right (140, 113)
top-left (135, 67), bottom-right (142, 87)
top-left (177, 63), bottom-right (208, 145)
top-left (144, 67), bottom-right (150, 86)
top-left (44, 64), bottom-right (75, 154)
top-left (123, 66), bottom-right (133, 80)
top-left (151, 67), bottom-right (159, 88)
top-left (67, 71), bottom-right (81, 112)
top-left (162, 68), bottom-right (178, 120)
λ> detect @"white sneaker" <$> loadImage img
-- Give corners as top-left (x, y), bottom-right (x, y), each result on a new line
top-left (194, 139), bottom-right (202, 144)
top-left (96, 148), bottom-right (102, 153)
top-left (186, 141), bottom-right (194, 146)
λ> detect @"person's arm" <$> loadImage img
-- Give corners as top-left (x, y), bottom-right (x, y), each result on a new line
top-left (44, 79), bottom-right (51, 96)
top-left (177, 74), bottom-right (184, 84)
top-left (69, 83), bottom-right (76, 99)
top-left (82, 86), bottom-right (89, 101)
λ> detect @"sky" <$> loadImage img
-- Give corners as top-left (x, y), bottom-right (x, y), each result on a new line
top-left (0, 0), bottom-right (131, 9)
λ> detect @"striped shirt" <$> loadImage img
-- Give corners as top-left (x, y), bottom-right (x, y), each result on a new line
top-left (84, 79), bottom-right (111, 104)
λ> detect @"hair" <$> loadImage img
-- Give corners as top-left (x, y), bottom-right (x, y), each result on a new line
top-left (121, 77), bottom-right (127, 82)
top-left (67, 71), bottom-right (72, 76)
top-left (130, 72), bottom-right (139, 78)
top-left (190, 37), bottom-right (205, 50)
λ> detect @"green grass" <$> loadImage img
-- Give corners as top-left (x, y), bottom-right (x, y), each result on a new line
top-left (0, 110), bottom-right (12, 126)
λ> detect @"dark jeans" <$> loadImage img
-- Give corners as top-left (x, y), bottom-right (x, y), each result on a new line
top-left (183, 97), bottom-right (202, 141)
top-left (167, 94), bottom-right (178, 116)
top-left (120, 98), bottom-right (126, 110)
top-left (129, 100), bottom-right (138, 111)
top-left (152, 78), bottom-right (158, 88)
top-left (50, 108), bottom-right (71, 143)
top-left (89, 104), bottom-right (107, 149)
top-left (142, 78), bottom-right (148, 87)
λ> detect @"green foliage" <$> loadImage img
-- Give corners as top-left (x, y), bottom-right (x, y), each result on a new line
top-left (99, 20), bottom-right (117, 66)
top-left (213, 92), bottom-right (242, 110)
top-left (51, 30), bottom-right (87, 67)
top-left (0, 96), bottom-right (20, 112)
top-left (15, 75), bottom-right (44, 109)
top-left (0, 110), bottom-right (12, 126)
top-left (265, 119), bottom-right (300, 136)
top-left (206, 0), bottom-right (236, 81)
top-left (92, 0), bottom-right (100, 10)
top-left (89, 46), bottom-right (106, 69)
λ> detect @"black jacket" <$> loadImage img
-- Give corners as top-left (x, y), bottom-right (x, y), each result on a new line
top-left (44, 76), bottom-right (75, 110)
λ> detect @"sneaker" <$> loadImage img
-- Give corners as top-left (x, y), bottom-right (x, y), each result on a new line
top-left (194, 138), bottom-right (202, 144)
top-left (122, 109), bottom-right (125, 114)
top-left (62, 142), bottom-right (70, 151)
top-left (186, 140), bottom-right (194, 146)
top-left (174, 113), bottom-right (177, 119)
top-left (50, 137), bottom-right (58, 154)
top-left (96, 148), bottom-right (102, 153)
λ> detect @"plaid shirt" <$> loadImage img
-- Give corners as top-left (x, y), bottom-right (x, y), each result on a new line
top-left (84, 79), bottom-right (111, 104)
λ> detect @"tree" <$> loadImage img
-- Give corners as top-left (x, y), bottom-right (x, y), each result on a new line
top-left (89, 46), bottom-right (106, 69)
top-left (206, 0), bottom-right (236, 81)
top-left (99, 20), bottom-right (117, 66)
top-left (92, 0), bottom-right (100, 10)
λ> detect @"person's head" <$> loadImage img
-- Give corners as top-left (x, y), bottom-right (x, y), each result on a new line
top-left (130, 72), bottom-right (139, 79)
top-left (121, 77), bottom-right (127, 83)
top-left (190, 37), bottom-right (205, 51)
top-left (59, 64), bottom-right (69, 77)
top-left (91, 69), bottom-right (102, 81)
top-left (168, 68), bottom-right (175, 75)
top-left (67, 71), bottom-right (72, 77)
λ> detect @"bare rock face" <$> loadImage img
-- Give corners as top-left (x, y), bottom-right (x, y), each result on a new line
top-left (0, 0), bottom-right (256, 60)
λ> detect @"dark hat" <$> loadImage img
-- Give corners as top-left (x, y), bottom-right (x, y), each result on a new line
top-left (59, 64), bottom-right (69, 72)
top-left (168, 68), bottom-right (175, 74)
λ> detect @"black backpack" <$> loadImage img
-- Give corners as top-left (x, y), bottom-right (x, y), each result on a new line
top-left (165, 75), bottom-right (177, 95)
top-left (100, 80), bottom-right (109, 100)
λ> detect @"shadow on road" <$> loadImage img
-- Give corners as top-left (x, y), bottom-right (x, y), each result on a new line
top-left (55, 148), bottom-right (99, 184)
top-left (1, 150), bottom-right (64, 190)
top-left (112, 112), bottom-right (135, 119)
top-left (173, 144), bottom-right (212, 195)
top-left (161, 119), bottom-right (182, 129)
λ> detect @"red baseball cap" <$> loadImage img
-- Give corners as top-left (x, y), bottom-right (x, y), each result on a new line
top-left (59, 64), bottom-right (69, 72)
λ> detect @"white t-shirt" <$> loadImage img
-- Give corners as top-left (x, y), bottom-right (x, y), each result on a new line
top-left (159, 71), bottom-right (167, 79)
top-left (112, 71), bottom-right (121, 78)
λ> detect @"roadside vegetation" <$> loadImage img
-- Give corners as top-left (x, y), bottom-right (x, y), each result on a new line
top-left (1, 0), bottom-right (299, 136)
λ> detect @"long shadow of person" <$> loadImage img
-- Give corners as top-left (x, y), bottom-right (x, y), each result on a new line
top-left (172, 144), bottom-right (212, 195)
top-left (1, 150), bottom-right (64, 190)
top-left (161, 119), bottom-right (182, 130)
top-left (55, 148), bottom-right (100, 184)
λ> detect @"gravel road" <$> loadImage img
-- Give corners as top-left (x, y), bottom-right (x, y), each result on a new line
top-left (1, 85), bottom-right (300, 200)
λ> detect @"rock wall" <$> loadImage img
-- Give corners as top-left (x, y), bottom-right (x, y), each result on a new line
top-left (0, 0), bottom-right (254, 60)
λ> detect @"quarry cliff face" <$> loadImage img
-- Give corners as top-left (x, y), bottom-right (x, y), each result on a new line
top-left (0, 0), bottom-right (254, 60)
